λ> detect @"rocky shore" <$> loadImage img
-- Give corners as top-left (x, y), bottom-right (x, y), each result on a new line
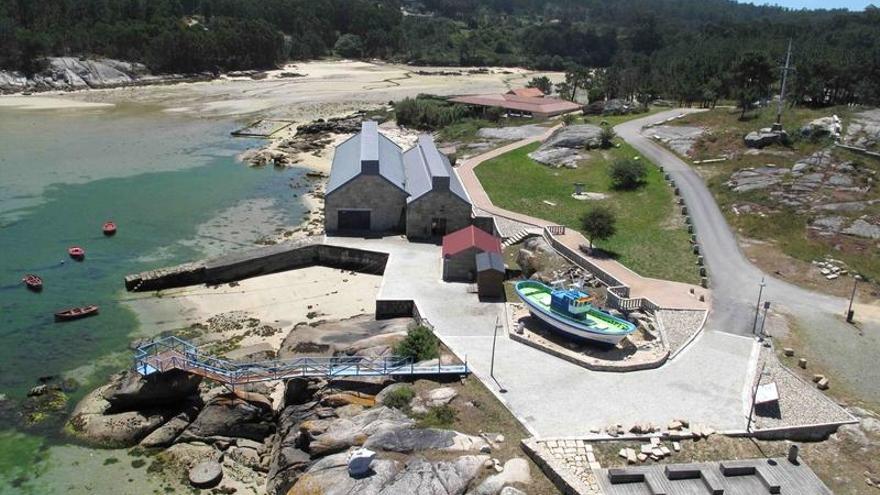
top-left (0, 57), bottom-right (213, 94)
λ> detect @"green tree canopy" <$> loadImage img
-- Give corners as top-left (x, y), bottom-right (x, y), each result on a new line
top-left (581, 206), bottom-right (617, 250)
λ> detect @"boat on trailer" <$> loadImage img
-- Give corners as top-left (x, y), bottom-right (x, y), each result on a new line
top-left (55, 305), bottom-right (99, 322)
top-left (515, 280), bottom-right (636, 345)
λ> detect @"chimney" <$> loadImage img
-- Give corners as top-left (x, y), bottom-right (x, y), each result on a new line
top-left (360, 121), bottom-right (379, 175)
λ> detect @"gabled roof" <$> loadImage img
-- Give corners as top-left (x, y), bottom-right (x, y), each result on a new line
top-left (476, 251), bottom-right (505, 272)
top-left (507, 87), bottom-right (545, 98)
top-left (326, 121), bottom-right (406, 195)
top-left (403, 135), bottom-right (471, 204)
top-left (448, 93), bottom-right (580, 115)
top-left (442, 225), bottom-right (502, 258)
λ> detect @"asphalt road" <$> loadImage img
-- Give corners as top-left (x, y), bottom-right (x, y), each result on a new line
top-left (616, 110), bottom-right (851, 336)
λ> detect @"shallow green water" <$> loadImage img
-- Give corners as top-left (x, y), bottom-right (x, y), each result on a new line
top-left (0, 105), bottom-right (307, 492)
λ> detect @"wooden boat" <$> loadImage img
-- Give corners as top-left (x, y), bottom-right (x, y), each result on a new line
top-left (68, 246), bottom-right (85, 260)
top-left (515, 280), bottom-right (636, 345)
top-left (22, 274), bottom-right (43, 292)
top-left (103, 221), bottom-right (117, 236)
top-left (54, 305), bottom-right (99, 322)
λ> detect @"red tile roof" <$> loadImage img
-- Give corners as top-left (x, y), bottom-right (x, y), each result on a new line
top-left (442, 225), bottom-right (502, 258)
top-left (448, 93), bottom-right (580, 116)
top-left (507, 87), bottom-right (545, 98)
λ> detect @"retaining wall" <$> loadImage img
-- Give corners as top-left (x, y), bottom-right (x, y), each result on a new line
top-left (125, 236), bottom-right (388, 292)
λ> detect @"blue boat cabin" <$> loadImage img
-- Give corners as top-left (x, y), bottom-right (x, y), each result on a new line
top-left (549, 288), bottom-right (594, 319)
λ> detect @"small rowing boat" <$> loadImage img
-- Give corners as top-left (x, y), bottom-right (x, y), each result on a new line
top-left (515, 280), bottom-right (636, 345)
top-left (103, 221), bottom-right (117, 236)
top-left (55, 305), bottom-right (99, 322)
top-left (68, 246), bottom-right (85, 260)
top-left (22, 274), bottom-right (43, 291)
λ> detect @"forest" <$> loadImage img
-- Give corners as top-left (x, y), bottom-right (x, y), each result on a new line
top-left (1, 0), bottom-right (878, 105)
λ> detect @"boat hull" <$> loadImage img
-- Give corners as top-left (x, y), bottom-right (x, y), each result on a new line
top-left (527, 307), bottom-right (627, 345)
top-left (55, 306), bottom-right (99, 322)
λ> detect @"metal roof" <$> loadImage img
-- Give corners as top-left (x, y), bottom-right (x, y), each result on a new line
top-left (326, 121), bottom-right (406, 195)
top-left (403, 134), bottom-right (471, 204)
top-left (442, 225), bottom-right (502, 258)
top-left (507, 87), bottom-right (546, 98)
top-left (476, 251), bottom-right (505, 272)
top-left (448, 93), bottom-right (581, 115)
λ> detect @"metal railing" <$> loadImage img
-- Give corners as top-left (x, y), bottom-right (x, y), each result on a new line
top-left (134, 335), bottom-right (469, 386)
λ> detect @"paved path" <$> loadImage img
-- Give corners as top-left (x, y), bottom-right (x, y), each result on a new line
top-left (456, 125), bottom-right (708, 310)
top-left (618, 110), bottom-right (880, 406)
top-left (326, 236), bottom-right (756, 436)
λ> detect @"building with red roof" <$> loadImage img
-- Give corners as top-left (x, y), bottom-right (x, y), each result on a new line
top-left (507, 87), bottom-right (545, 98)
top-left (449, 93), bottom-right (580, 118)
top-left (442, 225), bottom-right (502, 281)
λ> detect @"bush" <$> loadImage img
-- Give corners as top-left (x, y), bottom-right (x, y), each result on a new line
top-left (416, 405), bottom-right (457, 428)
top-left (562, 113), bottom-right (577, 126)
top-left (334, 34), bottom-right (364, 58)
top-left (608, 158), bottom-right (647, 190)
top-left (581, 206), bottom-right (617, 249)
top-left (393, 325), bottom-right (439, 362)
top-left (382, 385), bottom-right (415, 411)
top-left (394, 97), bottom-right (475, 130)
top-left (599, 126), bottom-right (616, 148)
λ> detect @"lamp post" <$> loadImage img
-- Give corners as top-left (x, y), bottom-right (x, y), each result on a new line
top-left (752, 277), bottom-right (766, 336)
top-left (490, 316), bottom-right (507, 393)
top-left (846, 275), bottom-right (861, 323)
top-left (758, 301), bottom-right (771, 340)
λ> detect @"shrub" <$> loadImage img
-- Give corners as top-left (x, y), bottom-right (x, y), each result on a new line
top-left (599, 126), bottom-right (616, 148)
top-left (333, 34), bottom-right (364, 58)
top-left (393, 325), bottom-right (439, 362)
top-left (562, 113), bottom-right (576, 126)
top-left (416, 405), bottom-right (457, 428)
top-left (382, 385), bottom-right (415, 411)
top-left (580, 206), bottom-right (617, 249)
top-left (394, 97), bottom-right (474, 130)
top-left (608, 158), bottom-right (647, 190)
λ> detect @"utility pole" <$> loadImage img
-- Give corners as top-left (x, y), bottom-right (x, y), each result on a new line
top-left (752, 277), bottom-right (766, 336)
top-left (775, 39), bottom-right (795, 128)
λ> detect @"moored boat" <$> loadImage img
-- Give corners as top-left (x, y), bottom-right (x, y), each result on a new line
top-left (103, 221), bottom-right (117, 236)
top-left (54, 305), bottom-right (99, 322)
top-left (68, 246), bottom-right (85, 260)
top-left (22, 274), bottom-right (43, 292)
top-left (515, 280), bottom-right (636, 345)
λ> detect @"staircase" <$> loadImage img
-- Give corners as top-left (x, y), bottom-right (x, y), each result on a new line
top-left (134, 336), bottom-right (469, 387)
top-left (501, 227), bottom-right (544, 249)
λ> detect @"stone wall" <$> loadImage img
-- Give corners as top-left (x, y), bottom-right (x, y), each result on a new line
top-left (405, 191), bottom-right (472, 240)
top-left (125, 238), bottom-right (389, 292)
top-left (324, 176), bottom-right (407, 233)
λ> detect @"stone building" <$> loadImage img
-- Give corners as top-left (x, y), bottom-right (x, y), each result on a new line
top-left (324, 122), bottom-right (472, 238)
top-left (403, 135), bottom-right (472, 239)
top-left (442, 225), bottom-right (502, 282)
top-left (476, 251), bottom-right (505, 298)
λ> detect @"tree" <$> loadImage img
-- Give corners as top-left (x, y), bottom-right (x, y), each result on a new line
top-left (608, 159), bottom-right (647, 189)
top-left (526, 75), bottom-right (552, 95)
top-left (732, 52), bottom-right (774, 120)
top-left (555, 66), bottom-right (592, 102)
top-left (393, 325), bottom-right (439, 361)
top-left (334, 33), bottom-right (364, 59)
top-left (580, 206), bottom-right (617, 250)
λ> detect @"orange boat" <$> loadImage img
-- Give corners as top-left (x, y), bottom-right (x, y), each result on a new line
top-left (68, 246), bottom-right (85, 260)
top-left (103, 221), bottom-right (117, 236)
top-left (55, 305), bottom-right (99, 322)
top-left (22, 274), bottom-right (43, 291)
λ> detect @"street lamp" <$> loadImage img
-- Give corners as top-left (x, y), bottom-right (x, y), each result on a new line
top-left (490, 316), bottom-right (507, 393)
top-left (758, 301), bottom-right (771, 340)
top-left (846, 275), bottom-right (861, 323)
top-left (752, 277), bottom-right (766, 336)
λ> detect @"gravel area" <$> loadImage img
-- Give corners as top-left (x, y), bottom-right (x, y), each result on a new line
top-left (656, 309), bottom-right (706, 355)
top-left (750, 344), bottom-right (854, 430)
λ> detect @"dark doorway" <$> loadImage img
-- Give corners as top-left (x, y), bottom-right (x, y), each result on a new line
top-left (338, 210), bottom-right (371, 231)
top-left (431, 217), bottom-right (447, 238)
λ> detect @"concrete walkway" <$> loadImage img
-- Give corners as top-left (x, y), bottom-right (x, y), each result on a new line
top-left (456, 125), bottom-right (708, 310)
top-left (325, 236), bottom-right (755, 437)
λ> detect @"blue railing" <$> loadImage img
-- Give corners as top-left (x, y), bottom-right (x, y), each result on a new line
top-left (134, 335), bottom-right (469, 385)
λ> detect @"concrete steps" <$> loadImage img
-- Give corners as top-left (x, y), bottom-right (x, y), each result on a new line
top-left (501, 227), bottom-right (544, 249)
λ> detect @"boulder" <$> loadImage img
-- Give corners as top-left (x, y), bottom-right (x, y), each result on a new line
top-left (515, 237), bottom-right (568, 278)
top-left (189, 460), bottom-right (223, 488)
top-left (288, 451), bottom-right (401, 495)
top-left (477, 125), bottom-right (547, 141)
top-left (469, 457), bottom-right (531, 495)
top-left (102, 369), bottom-right (202, 413)
top-left (527, 125), bottom-right (602, 167)
top-left (382, 455), bottom-right (488, 495)
top-left (424, 387), bottom-right (458, 407)
top-left (140, 413), bottom-right (190, 448)
top-left (527, 147), bottom-right (583, 168)
top-left (228, 446), bottom-right (262, 470)
top-left (67, 384), bottom-right (172, 447)
top-left (365, 428), bottom-right (489, 454)
top-left (309, 406), bottom-right (413, 457)
top-left (178, 394), bottom-right (275, 443)
top-left (159, 441), bottom-right (220, 468)
top-left (499, 488), bottom-right (527, 495)
top-left (842, 219), bottom-right (880, 240)
top-left (800, 116), bottom-right (841, 139)
top-left (744, 129), bottom-right (787, 148)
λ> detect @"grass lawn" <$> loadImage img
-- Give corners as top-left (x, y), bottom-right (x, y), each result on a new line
top-left (475, 141), bottom-right (701, 284)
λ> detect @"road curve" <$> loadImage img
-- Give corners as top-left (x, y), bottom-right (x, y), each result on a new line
top-left (616, 110), bottom-right (849, 335)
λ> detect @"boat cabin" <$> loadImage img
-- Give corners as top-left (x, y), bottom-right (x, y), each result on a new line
top-left (549, 288), bottom-right (594, 318)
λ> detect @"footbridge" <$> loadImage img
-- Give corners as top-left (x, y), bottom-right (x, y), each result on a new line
top-left (134, 336), bottom-right (469, 387)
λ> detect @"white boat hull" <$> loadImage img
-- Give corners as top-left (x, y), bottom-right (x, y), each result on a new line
top-left (528, 307), bottom-right (628, 346)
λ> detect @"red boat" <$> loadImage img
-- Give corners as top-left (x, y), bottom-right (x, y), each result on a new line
top-left (22, 274), bottom-right (43, 291)
top-left (54, 305), bottom-right (99, 322)
top-left (68, 246), bottom-right (85, 260)
top-left (103, 221), bottom-right (117, 236)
